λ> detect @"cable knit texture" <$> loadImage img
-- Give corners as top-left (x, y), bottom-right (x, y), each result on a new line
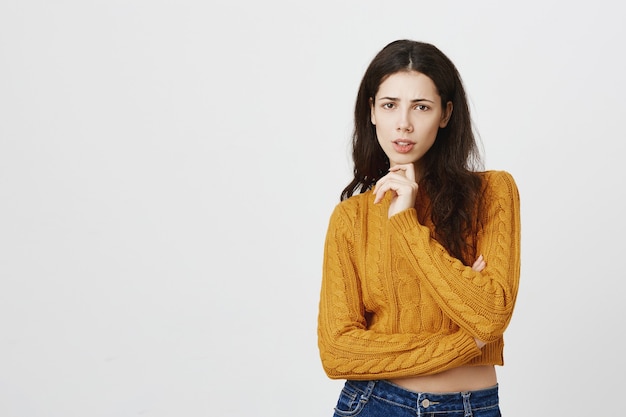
top-left (318, 170), bottom-right (521, 380)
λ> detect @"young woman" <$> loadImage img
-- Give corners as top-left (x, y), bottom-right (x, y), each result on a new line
top-left (317, 40), bottom-right (521, 417)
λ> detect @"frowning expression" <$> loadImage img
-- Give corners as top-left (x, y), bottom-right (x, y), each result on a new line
top-left (370, 70), bottom-right (452, 168)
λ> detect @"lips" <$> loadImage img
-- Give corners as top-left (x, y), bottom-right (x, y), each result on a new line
top-left (392, 139), bottom-right (415, 153)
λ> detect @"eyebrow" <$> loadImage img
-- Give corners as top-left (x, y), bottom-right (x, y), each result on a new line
top-left (378, 96), bottom-right (435, 103)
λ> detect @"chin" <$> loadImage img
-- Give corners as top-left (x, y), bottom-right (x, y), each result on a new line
top-left (390, 155), bottom-right (420, 166)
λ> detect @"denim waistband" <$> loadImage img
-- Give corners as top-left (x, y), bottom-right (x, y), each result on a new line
top-left (345, 380), bottom-right (499, 413)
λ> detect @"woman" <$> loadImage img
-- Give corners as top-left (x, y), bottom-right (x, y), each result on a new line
top-left (317, 40), bottom-right (521, 417)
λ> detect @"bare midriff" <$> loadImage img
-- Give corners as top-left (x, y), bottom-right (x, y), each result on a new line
top-left (387, 365), bottom-right (497, 393)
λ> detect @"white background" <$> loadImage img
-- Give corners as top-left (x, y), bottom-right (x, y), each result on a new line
top-left (1, 1), bottom-right (624, 416)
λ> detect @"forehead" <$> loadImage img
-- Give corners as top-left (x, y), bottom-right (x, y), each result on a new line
top-left (376, 71), bottom-right (439, 98)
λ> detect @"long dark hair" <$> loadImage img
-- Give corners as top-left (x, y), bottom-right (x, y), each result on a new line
top-left (341, 39), bottom-right (484, 264)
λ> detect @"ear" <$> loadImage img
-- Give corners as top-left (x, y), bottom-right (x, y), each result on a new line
top-left (369, 97), bottom-right (376, 125)
top-left (439, 101), bottom-right (453, 128)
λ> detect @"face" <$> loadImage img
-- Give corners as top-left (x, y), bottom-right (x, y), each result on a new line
top-left (370, 71), bottom-right (452, 170)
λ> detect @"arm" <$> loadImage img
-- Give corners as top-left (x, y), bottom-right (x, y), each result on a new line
top-left (388, 171), bottom-right (521, 342)
top-left (317, 203), bottom-right (482, 380)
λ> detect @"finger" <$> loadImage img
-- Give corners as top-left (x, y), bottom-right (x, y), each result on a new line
top-left (474, 261), bottom-right (485, 271)
top-left (381, 171), bottom-right (416, 189)
top-left (373, 177), bottom-right (405, 204)
top-left (373, 180), bottom-right (398, 204)
top-left (471, 254), bottom-right (486, 272)
top-left (373, 177), bottom-right (385, 204)
top-left (373, 188), bottom-right (385, 204)
top-left (373, 179), bottom-right (391, 204)
top-left (389, 164), bottom-right (416, 182)
top-left (376, 177), bottom-right (409, 195)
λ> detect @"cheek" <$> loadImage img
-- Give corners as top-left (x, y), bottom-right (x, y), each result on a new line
top-left (423, 119), bottom-right (442, 137)
top-left (373, 115), bottom-right (393, 134)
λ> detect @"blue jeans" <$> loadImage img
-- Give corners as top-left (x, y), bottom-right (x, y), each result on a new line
top-left (332, 380), bottom-right (501, 417)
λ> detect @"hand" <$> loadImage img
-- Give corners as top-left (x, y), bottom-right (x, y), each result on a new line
top-left (474, 338), bottom-right (486, 349)
top-left (471, 254), bottom-right (486, 349)
top-left (373, 164), bottom-right (419, 218)
top-left (471, 254), bottom-right (486, 272)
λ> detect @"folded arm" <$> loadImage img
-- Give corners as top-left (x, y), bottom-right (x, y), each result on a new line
top-left (388, 171), bottom-right (521, 342)
top-left (317, 204), bottom-right (482, 380)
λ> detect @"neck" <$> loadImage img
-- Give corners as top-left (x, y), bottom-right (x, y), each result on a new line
top-left (413, 161), bottom-right (425, 182)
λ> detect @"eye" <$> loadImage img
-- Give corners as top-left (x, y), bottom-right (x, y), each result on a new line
top-left (382, 102), bottom-right (396, 110)
top-left (414, 104), bottom-right (430, 111)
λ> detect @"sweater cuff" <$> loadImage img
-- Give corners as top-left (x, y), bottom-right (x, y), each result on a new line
top-left (452, 331), bottom-right (483, 360)
top-left (389, 208), bottom-right (421, 233)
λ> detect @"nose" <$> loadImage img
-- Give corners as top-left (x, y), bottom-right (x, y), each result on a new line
top-left (396, 110), bottom-right (413, 133)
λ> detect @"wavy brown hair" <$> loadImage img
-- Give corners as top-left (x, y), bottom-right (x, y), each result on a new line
top-left (341, 39), bottom-right (484, 264)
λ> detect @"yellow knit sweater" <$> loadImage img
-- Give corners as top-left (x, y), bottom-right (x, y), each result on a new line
top-left (318, 170), bottom-right (521, 380)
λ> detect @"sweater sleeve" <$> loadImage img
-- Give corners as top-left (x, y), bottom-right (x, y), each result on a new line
top-left (317, 202), bottom-right (482, 380)
top-left (389, 171), bottom-right (521, 342)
